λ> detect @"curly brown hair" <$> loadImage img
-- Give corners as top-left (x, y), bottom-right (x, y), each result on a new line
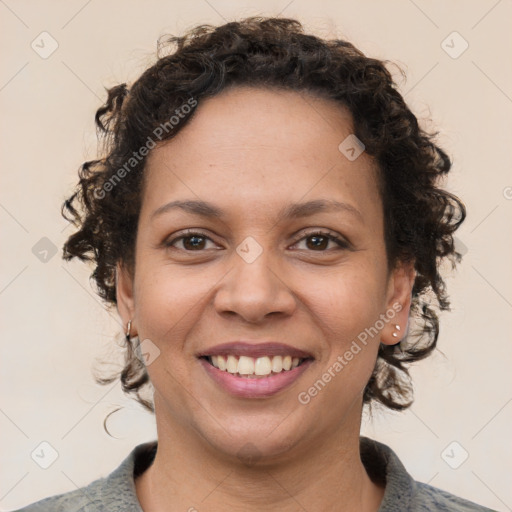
top-left (62, 16), bottom-right (465, 413)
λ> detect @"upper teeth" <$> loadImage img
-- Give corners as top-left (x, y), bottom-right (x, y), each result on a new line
top-left (209, 355), bottom-right (302, 376)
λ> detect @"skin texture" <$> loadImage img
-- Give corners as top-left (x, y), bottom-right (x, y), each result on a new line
top-left (116, 86), bottom-right (415, 511)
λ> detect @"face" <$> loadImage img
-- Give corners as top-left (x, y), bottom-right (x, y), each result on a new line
top-left (117, 86), bottom-right (414, 463)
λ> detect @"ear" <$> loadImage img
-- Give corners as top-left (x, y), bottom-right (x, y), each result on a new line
top-left (381, 260), bottom-right (416, 346)
top-left (116, 261), bottom-right (137, 336)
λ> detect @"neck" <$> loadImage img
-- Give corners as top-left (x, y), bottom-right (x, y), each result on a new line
top-left (135, 398), bottom-right (384, 512)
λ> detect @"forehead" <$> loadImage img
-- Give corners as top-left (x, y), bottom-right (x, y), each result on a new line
top-left (141, 86), bottom-right (381, 223)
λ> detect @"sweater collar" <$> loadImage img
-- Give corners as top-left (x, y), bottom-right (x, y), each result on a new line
top-left (100, 436), bottom-right (415, 511)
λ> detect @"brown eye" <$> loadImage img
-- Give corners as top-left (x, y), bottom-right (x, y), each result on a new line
top-left (182, 235), bottom-right (207, 250)
top-left (294, 231), bottom-right (349, 251)
top-left (306, 234), bottom-right (329, 250)
top-left (165, 231), bottom-right (216, 251)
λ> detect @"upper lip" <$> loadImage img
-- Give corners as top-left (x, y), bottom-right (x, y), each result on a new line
top-left (196, 342), bottom-right (315, 360)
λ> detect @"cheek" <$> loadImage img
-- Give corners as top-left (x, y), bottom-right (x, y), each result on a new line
top-left (296, 276), bottom-right (383, 420)
top-left (132, 257), bottom-right (214, 348)
top-left (305, 262), bottom-right (386, 341)
top-left (300, 263), bottom-right (386, 403)
top-left (131, 261), bottom-right (211, 421)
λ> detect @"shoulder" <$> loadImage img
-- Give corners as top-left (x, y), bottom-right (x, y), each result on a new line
top-left (411, 481), bottom-right (498, 512)
top-left (11, 441), bottom-right (157, 512)
top-left (12, 476), bottom-right (108, 512)
top-left (359, 436), bottom-right (496, 512)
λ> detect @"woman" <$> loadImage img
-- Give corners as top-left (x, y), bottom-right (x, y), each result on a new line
top-left (16, 16), bottom-right (494, 512)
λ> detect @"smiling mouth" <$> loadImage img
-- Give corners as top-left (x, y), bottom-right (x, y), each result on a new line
top-left (200, 354), bottom-right (313, 378)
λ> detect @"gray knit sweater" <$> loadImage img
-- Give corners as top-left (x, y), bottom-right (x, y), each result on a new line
top-left (13, 436), bottom-right (496, 511)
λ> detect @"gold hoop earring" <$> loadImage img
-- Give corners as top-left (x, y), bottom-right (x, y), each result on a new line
top-left (125, 320), bottom-right (132, 342)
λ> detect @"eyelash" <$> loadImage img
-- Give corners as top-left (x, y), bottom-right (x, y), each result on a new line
top-left (164, 229), bottom-right (350, 252)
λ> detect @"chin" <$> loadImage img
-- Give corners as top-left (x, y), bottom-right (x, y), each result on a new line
top-left (195, 416), bottom-right (306, 466)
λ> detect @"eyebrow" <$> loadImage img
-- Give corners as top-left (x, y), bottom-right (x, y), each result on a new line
top-left (150, 198), bottom-right (364, 223)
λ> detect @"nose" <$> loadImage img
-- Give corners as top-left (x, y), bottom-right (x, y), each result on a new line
top-left (213, 244), bottom-right (297, 324)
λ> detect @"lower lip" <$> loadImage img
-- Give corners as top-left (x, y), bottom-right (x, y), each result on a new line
top-left (199, 358), bottom-right (314, 398)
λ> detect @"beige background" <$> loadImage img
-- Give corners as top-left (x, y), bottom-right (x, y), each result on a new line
top-left (1, 1), bottom-right (511, 510)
